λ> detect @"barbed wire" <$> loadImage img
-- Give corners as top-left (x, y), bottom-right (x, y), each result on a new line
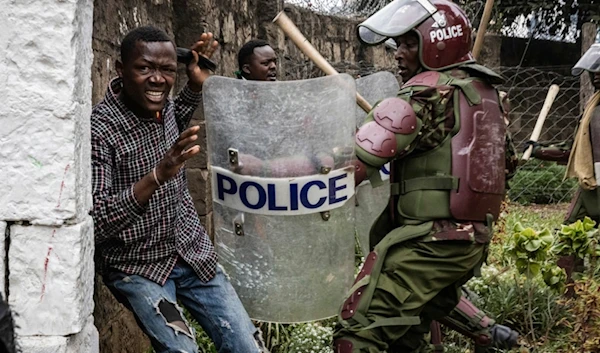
top-left (283, 0), bottom-right (487, 22)
top-left (283, 0), bottom-right (383, 17)
top-left (282, 0), bottom-right (570, 40)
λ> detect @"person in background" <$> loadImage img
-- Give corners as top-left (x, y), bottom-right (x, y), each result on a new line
top-left (235, 39), bottom-right (277, 81)
top-left (527, 31), bottom-right (600, 290)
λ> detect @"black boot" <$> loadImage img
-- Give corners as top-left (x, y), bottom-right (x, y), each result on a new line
top-left (474, 323), bottom-right (519, 352)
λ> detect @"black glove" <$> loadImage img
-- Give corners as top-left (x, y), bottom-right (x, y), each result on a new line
top-left (523, 140), bottom-right (540, 153)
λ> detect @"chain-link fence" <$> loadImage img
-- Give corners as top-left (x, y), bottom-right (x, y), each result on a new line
top-left (498, 66), bottom-right (580, 204)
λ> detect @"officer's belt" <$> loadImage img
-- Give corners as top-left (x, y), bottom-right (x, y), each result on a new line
top-left (391, 176), bottom-right (459, 195)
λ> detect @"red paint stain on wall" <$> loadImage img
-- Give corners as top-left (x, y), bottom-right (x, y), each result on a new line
top-left (55, 164), bottom-right (71, 208)
top-left (40, 229), bottom-right (57, 301)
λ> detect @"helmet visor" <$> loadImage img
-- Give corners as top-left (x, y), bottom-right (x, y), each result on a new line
top-left (357, 0), bottom-right (436, 45)
top-left (572, 44), bottom-right (600, 76)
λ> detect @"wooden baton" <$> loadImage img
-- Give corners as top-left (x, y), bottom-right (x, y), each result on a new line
top-left (273, 11), bottom-right (373, 113)
top-left (522, 84), bottom-right (560, 160)
top-left (472, 0), bottom-right (495, 60)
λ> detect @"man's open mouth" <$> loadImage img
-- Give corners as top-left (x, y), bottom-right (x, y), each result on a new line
top-left (146, 91), bottom-right (165, 103)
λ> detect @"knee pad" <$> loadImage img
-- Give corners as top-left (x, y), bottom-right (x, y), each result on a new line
top-left (334, 339), bottom-right (354, 353)
top-left (340, 251), bottom-right (378, 320)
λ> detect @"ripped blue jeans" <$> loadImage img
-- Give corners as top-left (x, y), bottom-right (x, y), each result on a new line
top-left (106, 261), bottom-right (263, 353)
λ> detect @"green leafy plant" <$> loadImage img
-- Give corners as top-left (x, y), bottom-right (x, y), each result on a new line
top-left (465, 265), bottom-right (569, 340)
top-left (505, 222), bottom-right (556, 343)
top-left (541, 263), bottom-right (567, 293)
top-left (553, 216), bottom-right (600, 260)
top-left (505, 222), bottom-right (554, 277)
top-left (256, 321), bottom-right (294, 353)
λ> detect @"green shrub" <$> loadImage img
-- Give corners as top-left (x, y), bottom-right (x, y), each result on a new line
top-left (508, 160), bottom-right (577, 204)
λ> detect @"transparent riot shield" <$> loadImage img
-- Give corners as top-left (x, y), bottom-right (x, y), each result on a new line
top-left (354, 71), bottom-right (400, 254)
top-left (203, 74), bottom-right (357, 323)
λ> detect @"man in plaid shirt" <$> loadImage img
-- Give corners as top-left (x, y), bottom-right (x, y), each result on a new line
top-left (91, 26), bottom-right (264, 353)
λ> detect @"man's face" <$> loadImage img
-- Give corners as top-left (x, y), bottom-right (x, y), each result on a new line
top-left (244, 45), bottom-right (277, 81)
top-left (393, 31), bottom-right (422, 84)
top-left (592, 71), bottom-right (600, 91)
top-left (117, 40), bottom-right (177, 117)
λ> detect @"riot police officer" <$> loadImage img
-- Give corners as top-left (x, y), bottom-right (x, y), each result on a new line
top-left (334, 1), bottom-right (518, 351)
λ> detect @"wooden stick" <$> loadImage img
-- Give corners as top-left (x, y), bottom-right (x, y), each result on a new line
top-left (522, 84), bottom-right (560, 160)
top-left (273, 11), bottom-right (373, 113)
top-left (472, 0), bottom-right (495, 60)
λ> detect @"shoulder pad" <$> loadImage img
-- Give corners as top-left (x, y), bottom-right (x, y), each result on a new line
top-left (460, 64), bottom-right (506, 84)
top-left (373, 97), bottom-right (417, 135)
top-left (356, 121), bottom-right (398, 158)
top-left (402, 71), bottom-right (441, 88)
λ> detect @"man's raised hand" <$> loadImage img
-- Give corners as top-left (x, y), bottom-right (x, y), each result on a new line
top-left (187, 32), bottom-right (219, 91)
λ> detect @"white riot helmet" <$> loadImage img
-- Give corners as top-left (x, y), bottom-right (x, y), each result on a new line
top-left (572, 28), bottom-right (600, 76)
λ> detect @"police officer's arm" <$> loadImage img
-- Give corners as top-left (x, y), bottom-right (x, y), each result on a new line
top-left (501, 92), bottom-right (521, 179)
top-left (237, 153), bottom-right (334, 177)
top-left (527, 139), bottom-right (572, 164)
top-left (504, 129), bottom-right (520, 182)
top-left (354, 97), bottom-right (422, 186)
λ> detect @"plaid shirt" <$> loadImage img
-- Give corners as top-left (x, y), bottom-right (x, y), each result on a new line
top-left (91, 77), bottom-right (217, 285)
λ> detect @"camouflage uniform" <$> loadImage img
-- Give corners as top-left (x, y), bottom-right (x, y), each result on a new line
top-left (334, 65), bottom-right (517, 353)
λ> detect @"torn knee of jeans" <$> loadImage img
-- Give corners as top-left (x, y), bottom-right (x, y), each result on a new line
top-left (155, 298), bottom-right (195, 339)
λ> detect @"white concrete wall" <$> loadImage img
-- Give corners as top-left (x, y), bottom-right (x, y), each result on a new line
top-left (0, 221), bottom-right (5, 300)
top-left (0, 0), bottom-right (93, 225)
top-left (0, 0), bottom-right (97, 351)
top-left (9, 219), bottom-right (94, 336)
top-left (19, 317), bottom-right (99, 353)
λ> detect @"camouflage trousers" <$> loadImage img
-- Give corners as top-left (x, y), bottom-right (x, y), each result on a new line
top-left (334, 220), bottom-right (486, 353)
top-left (565, 187), bottom-right (600, 224)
